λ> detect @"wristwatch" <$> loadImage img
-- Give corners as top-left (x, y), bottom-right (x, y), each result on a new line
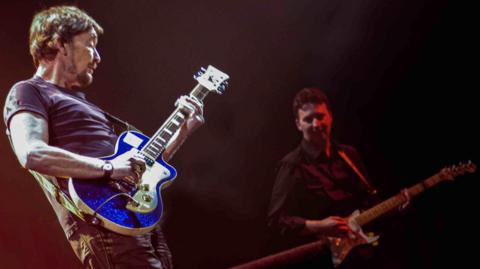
top-left (102, 160), bottom-right (114, 178)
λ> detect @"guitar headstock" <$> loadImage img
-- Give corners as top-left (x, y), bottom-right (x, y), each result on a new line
top-left (439, 160), bottom-right (477, 181)
top-left (194, 65), bottom-right (229, 94)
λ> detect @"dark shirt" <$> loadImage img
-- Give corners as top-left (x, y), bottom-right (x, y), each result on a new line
top-left (3, 76), bottom-right (118, 238)
top-left (267, 140), bottom-right (374, 250)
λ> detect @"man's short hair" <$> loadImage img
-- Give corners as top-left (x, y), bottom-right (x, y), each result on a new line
top-left (292, 87), bottom-right (331, 118)
top-left (29, 5), bottom-right (103, 67)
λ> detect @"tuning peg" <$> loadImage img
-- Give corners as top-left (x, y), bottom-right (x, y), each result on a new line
top-left (193, 72), bottom-right (203, 79)
top-left (193, 67), bottom-right (207, 79)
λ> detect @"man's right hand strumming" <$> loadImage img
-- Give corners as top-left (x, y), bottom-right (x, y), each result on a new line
top-left (108, 151), bottom-right (146, 192)
top-left (304, 216), bottom-right (353, 237)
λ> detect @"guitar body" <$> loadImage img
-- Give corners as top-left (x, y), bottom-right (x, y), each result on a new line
top-left (68, 131), bottom-right (177, 236)
top-left (328, 210), bottom-right (379, 267)
top-left (67, 65), bottom-right (229, 236)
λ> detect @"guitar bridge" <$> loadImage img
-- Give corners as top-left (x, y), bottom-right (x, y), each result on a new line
top-left (126, 190), bottom-right (157, 213)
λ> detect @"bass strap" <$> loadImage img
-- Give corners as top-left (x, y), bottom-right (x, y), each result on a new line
top-left (337, 149), bottom-right (377, 195)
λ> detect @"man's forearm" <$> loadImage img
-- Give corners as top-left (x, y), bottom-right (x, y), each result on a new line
top-left (162, 130), bottom-right (189, 162)
top-left (25, 144), bottom-right (105, 179)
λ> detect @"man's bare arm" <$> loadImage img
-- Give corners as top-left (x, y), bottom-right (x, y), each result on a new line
top-left (162, 96), bottom-right (204, 162)
top-left (9, 111), bottom-right (142, 181)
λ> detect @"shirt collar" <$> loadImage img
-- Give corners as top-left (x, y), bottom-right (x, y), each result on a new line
top-left (301, 139), bottom-right (330, 161)
top-left (33, 75), bottom-right (87, 100)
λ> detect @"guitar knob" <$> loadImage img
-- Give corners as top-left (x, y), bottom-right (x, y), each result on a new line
top-left (142, 194), bottom-right (153, 202)
top-left (140, 184), bottom-right (149, 191)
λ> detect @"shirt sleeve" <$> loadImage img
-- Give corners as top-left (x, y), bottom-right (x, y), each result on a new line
top-left (3, 81), bottom-right (49, 130)
top-left (267, 161), bottom-right (306, 236)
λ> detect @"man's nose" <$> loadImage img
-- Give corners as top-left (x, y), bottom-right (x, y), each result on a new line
top-left (94, 47), bottom-right (101, 64)
top-left (312, 119), bottom-right (321, 127)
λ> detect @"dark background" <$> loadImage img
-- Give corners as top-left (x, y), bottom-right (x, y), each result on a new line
top-left (0, 0), bottom-right (478, 268)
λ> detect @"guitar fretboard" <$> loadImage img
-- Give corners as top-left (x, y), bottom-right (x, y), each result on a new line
top-left (355, 172), bottom-right (450, 226)
top-left (139, 84), bottom-right (210, 165)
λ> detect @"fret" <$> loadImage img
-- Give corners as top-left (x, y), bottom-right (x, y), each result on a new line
top-left (143, 153), bottom-right (155, 165)
top-left (159, 130), bottom-right (172, 137)
top-left (144, 148), bottom-right (157, 157)
top-left (194, 91), bottom-right (208, 100)
top-left (176, 112), bottom-right (185, 119)
top-left (164, 129), bottom-right (173, 135)
top-left (160, 132), bottom-right (171, 140)
top-left (416, 184), bottom-right (425, 195)
top-left (152, 141), bottom-right (163, 149)
top-left (149, 144), bottom-right (161, 153)
top-left (166, 123), bottom-right (179, 132)
top-left (190, 84), bottom-right (209, 101)
top-left (137, 151), bottom-right (156, 166)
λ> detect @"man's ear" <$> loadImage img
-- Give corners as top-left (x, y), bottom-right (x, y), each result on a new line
top-left (295, 118), bottom-right (302, 131)
top-left (53, 35), bottom-right (68, 56)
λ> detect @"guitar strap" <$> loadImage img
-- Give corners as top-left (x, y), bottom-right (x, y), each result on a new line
top-left (5, 111), bottom-right (141, 221)
top-left (103, 111), bottom-right (142, 133)
top-left (30, 171), bottom-right (86, 220)
top-left (5, 131), bottom-right (87, 220)
top-left (337, 150), bottom-right (377, 195)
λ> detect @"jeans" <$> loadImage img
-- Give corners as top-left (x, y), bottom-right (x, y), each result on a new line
top-left (67, 221), bottom-right (173, 269)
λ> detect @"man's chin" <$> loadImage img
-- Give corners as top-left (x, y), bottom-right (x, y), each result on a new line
top-left (77, 73), bottom-right (93, 88)
top-left (308, 134), bottom-right (329, 147)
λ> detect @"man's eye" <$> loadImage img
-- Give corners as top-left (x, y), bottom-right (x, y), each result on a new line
top-left (303, 117), bottom-right (313, 123)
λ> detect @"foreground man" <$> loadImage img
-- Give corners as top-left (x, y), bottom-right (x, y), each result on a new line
top-left (4, 5), bottom-right (204, 268)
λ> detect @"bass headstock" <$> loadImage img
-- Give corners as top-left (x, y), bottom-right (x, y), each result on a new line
top-left (439, 160), bottom-right (477, 181)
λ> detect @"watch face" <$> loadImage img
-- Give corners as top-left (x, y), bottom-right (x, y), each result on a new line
top-left (104, 163), bottom-right (113, 170)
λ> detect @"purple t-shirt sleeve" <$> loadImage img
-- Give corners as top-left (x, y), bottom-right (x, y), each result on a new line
top-left (3, 81), bottom-right (49, 129)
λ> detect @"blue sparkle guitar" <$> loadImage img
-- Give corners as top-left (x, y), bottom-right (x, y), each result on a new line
top-left (67, 65), bottom-right (229, 235)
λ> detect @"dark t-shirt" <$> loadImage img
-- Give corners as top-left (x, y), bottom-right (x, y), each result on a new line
top-left (3, 76), bottom-right (118, 238)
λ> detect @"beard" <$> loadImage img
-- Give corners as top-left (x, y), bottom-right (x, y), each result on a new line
top-left (66, 60), bottom-right (94, 89)
top-left (76, 70), bottom-right (93, 88)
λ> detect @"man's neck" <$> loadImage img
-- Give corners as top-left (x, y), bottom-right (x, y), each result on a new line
top-left (35, 61), bottom-right (73, 89)
top-left (303, 139), bottom-right (332, 158)
top-left (321, 140), bottom-right (331, 158)
top-left (325, 141), bottom-right (331, 157)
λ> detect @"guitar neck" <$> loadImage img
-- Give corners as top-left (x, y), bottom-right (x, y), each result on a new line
top-left (139, 84), bottom-right (210, 164)
top-left (354, 172), bottom-right (447, 227)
